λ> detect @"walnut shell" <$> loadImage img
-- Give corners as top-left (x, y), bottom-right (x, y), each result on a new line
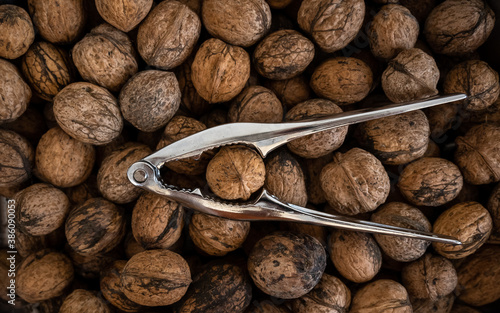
top-left (191, 38), bottom-right (250, 103)
top-left (97, 143), bottom-right (151, 204)
top-left (356, 110), bottom-right (430, 165)
top-left (286, 99), bottom-right (348, 158)
top-left (0, 129), bottom-right (34, 188)
top-left (248, 232), bottom-right (326, 299)
top-left (282, 217), bottom-right (327, 248)
top-left (329, 230), bottom-right (382, 283)
top-left (425, 103), bottom-right (458, 139)
top-left (27, 0), bottom-right (86, 44)
top-left (95, 0), bottom-right (152, 32)
top-left (206, 145), bottom-right (265, 201)
top-left (100, 260), bottom-right (143, 312)
top-left (368, 4), bottom-right (419, 60)
top-left (53, 82), bottom-right (123, 145)
top-left (382, 48), bottom-right (439, 103)
top-left (36, 127), bottom-right (95, 188)
top-left (303, 154), bottom-right (332, 204)
top-left (424, 0), bottom-right (495, 56)
top-left (72, 23), bottom-right (138, 92)
top-left (59, 289), bottom-right (110, 313)
top-left (350, 279), bottom-right (412, 313)
top-left (297, 0), bottom-right (365, 53)
top-left (228, 86), bottom-right (283, 123)
top-left (16, 183), bottom-right (70, 236)
top-left (488, 183), bottom-right (500, 240)
top-left (266, 75), bottom-right (311, 110)
top-left (175, 56), bottom-right (212, 117)
top-left (66, 245), bottom-right (117, 279)
top-left (137, 0), bottom-right (200, 70)
top-left (432, 202), bottom-right (492, 259)
top-left (320, 148), bottom-right (390, 215)
top-left (0, 5), bottom-right (34, 59)
top-left (202, 0), bottom-right (271, 47)
top-left (0, 59), bottom-right (31, 124)
top-left (17, 249), bottom-right (74, 303)
top-left (402, 253), bottom-right (457, 301)
top-left (176, 262), bottom-right (252, 312)
top-left (246, 301), bottom-right (292, 313)
top-left (265, 149), bottom-right (307, 206)
top-left (21, 41), bottom-right (74, 101)
top-left (455, 245), bottom-right (500, 306)
top-left (253, 29), bottom-right (314, 80)
top-left (120, 249), bottom-right (191, 306)
top-left (189, 212), bottom-right (250, 256)
top-left (410, 293), bottom-right (455, 313)
top-left (132, 192), bottom-right (184, 250)
top-left (65, 197), bottom-right (125, 256)
top-left (444, 60), bottom-right (499, 111)
top-left (310, 57), bottom-right (373, 105)
top-left (398, 157), bottom-right (463, 206)
top-left (291, 273), bottom-right (351, 313)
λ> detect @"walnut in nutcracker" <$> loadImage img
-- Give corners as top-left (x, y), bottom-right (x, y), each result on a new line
top-left (137, 1), bottom-right (200, 70)
top-left (121, 249), bottom-right (192, 306)
top-left (424, 0), bottom-right (495, 56)
top-left (191, 38), bottom-right (250, 103)
top-left (0, 59), bottom-right (31, 124)
top-left (202, 0), bottom-right (271, 47)
top-left (59, 289), bottom-right (110, 313)
top-left (350, 279), bottom-right (412, 313)
top-left (0, 5), bottom-right (34, 59)
top-left (266, 75), bottom-right (311, 110)
top-left (228, 86), bottom-right (283, 123)
top-left (298, 0), bottom-right (365, 53)
top-left (95, 0), bottom-right (152, 32)
top-left (0, 129), bottom-right (34, 188)
top-left (100, 260), bottom-right (143, 312)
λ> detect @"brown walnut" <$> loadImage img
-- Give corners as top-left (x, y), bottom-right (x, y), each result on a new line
top-left (0, 5), bottom-right (35, 59)
top-left (266, 75), bottom-right (311, 110)
top-left (303, 154), bottom-right (332, 204)
top-left (228, 86), bottom-right (283, 123)
top-left (410, 293), bottom-right (455, 313)
top-left (0, 129), bottom-right (33, 188)
top-left (488, 183), bottom-right (500, 241)
top-left (95, 0), bottom-right (153, 32)
top-left (59, 289), bottom-right (110, 313)
top-left (100, 260), bottom-right (143, 312)
top-left (350, 279), bottom-right (412, 313)
top-left (66, 245), bottom-right (117, 280)
top-left (0, 59), bottom-right (31, 124)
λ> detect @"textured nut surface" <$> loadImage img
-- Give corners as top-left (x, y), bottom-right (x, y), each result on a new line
top-left (0, 129), bottom-right (34, 188)
top-left (202, 0), bottom-right (271, 47)
top-left (433, 202), bottom-right (492, 259)
top-left (310, 57), bottom-right (373, 105)
top-left (36, 127), bottom-right (95, 188)
top-left (0, 5), bottom-right (35, 59)
top-left (95, 0), bottom-right (152, 32)
top-left (410, 293), bottom-right (455, 313)
top-left (59, 289), bottom-right (110, 313)
top-left (137, 0), bottom-right (200, 70)
top-left (175, 56), bottom-right (211, 117)
top-left (100, 260), bottom-right (143, 312)
top-left (297, 0), bottom-right (365, 53)
top-left (266, 75), bottom-right (311, 110)
top-left (350, 279), bottom-right (412, 313)
top-left (303, 154), bottom-right (331, 205)
top-left (320, 148), bottom-right (390, 215)
top-left (488, 183), bottom-right (500, 239)
top-left (228, 85), bottom-right (283, 123)
top-left (0, 59), bottom-right (31, 124)
top-left (398, 157), bottom-right (463, 206)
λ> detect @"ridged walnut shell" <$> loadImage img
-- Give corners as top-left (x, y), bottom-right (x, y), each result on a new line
top-left (0, 5), bottom-right (35, 59)
top-left (175, 56), bottom-right (212, 117)
top-left (100, 260), bottom-right (143, 312)
top-left (95, 0), bottom-right (153, 32)
top-left (266, 75), bottom-right (311, 110)
top-left (303, 154), bottom-right (331, 204)
top-left (228, 86), bottom-right (283, 123)
top-left (0, 59), bottom-right (31, 124)
top-left (59, 289), bottom-right (110, 313)
top-left (66, 245), bottom-right (117, 280)
top-left (488, 183), bottom-right (500, 241)
top-left (0, 129), bottom-right (33, 188)
top-left (53, 82), bottom-right (123, 145)
top-left (350, 279), bottom-right (412, 313)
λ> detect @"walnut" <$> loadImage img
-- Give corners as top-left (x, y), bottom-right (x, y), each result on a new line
top-left (432, 202), bottom-right (492, 259)
top-left (206, 146), bottom-right (265, 201)
top-left (189, 212), bottom-right (250, 256)
top-left (65, 174), bottom-right (100, 206)
top-left (53, 82), bottom-right (123, 145)
top-left (120, 70), bottom-right (180, 132)
top-left (320, 148), bottom-right (390, 215)
top-left (27, 0), bottom-right (86, 44)
top-left (247, 301), bottom-right (292, 313)
top-left (175, 57), bottom-right (212, 117)
top-left (402, 253), bottom-right (457, 301)
top-left (425, 103), bottom-right (458, 139)
top-left (17, 249), bottom-right (74, 303)
top-left (444, 60), bottom-right (499, 111)
top-left (455, 245), bottom-right (500, 306)
top-left (0, 5), bottom-right (34, 59)
top-left (0, 59), bottom-right (31, 124)
top-left (124, 233), bottom-right (145, 259)
top-left (265, 149), bottom-right (307, 206)
top-left (398, 157), bottom-right (463, 206)
top-left (120, 249), bottom-right (191, 306)
top-left (248, 232), bottom-right (326, 299)
top-left (100, 260), bottom-right (143, 312)
top-left (137, 0), bottom-right (200, 70)
top-left (368, 4), bottom-right (419, 60)
top-left (16, 183), bottom-right (70, 236)
top-left (228, 86), bottom-right (283, 123)
top-left (176, 262), bottom-right (252, 312)
top-left (72, 23), bottom-right (138, 92)
top-left (0, 129), bottom-right (34, 188)
top-left (399, 0), bottom-right (437, 25)
top-left (21, 41), bottom-right (74, 101)
top-left (59, 289), bottom-right (110, 313)
top-left (65, 197), bottom-right (126, 256)
top-left (297, 0), bottom-right (365, 53)
top-left (199, 108), bottom-right (228, 128)
top-left (329, 230), bottom-right (382, 283)
top-left (350, 279), bottom-right (412, 313)
top-left (382, 48), bottom-right (439, 103)
top-left (202, 0), bottom-right (271, 47)
top-left (95, 0), bottom-right (152, 32)
top-left (424, 0), bottom-right (495, 56)
top-left (66, 245), bottom-right (117, 279)
top-left (285, 99), bottom-right (348, 159)
top-left (36, 127), bottom-right (95, 188)
top-left (97, 143), bottom-right (151, 204)
top-left (488, 183), bottom-right (500, 242)
top-left (455, 124), bottom-right (500, 185)
top-left (253, 29), bottom-right (314, 80)
top-left (132, 192), bottom-right (184, 250)
top-left (281, 216), bottom-right (327, 247)
top-left (303, 154), bottom-right (332, 204)
top-left (410, 293), bottom-right (455, 313)
top-left (310, 57), bottom-right (373, 105)
top-left (266, 75), bottom-right (311, 110)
